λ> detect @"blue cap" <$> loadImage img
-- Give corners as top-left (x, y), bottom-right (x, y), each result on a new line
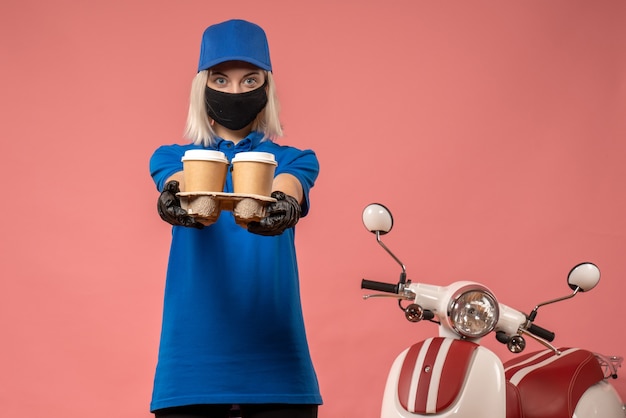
top-left (197, 19), bottom-right (272, 72)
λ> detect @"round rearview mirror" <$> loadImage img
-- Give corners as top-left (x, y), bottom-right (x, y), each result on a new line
top-left (567, 262), bottom-right (600, 292)
top-left (362, 203), bottom-right (393, 235)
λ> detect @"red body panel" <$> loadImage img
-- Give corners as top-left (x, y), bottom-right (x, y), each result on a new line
top-left (397, 338), bottom-right (479, 414)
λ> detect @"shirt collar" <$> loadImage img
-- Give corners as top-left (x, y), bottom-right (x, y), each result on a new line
top-left (215, 131), bottom-right (265, 152)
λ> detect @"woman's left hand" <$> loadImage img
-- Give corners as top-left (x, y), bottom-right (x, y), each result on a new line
top-left (247, 191), bottom-right (301, 236)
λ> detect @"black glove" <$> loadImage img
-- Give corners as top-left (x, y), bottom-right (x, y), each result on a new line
top-left (247, 191), bottom-right (302, 236)
top-left (157, 180), bottom-right (204, 229)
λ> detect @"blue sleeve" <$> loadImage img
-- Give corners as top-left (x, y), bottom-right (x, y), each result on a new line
top-left (149, 145), bottom-right (187, 191)
top-left (272, 147), bottom-right (320, 217)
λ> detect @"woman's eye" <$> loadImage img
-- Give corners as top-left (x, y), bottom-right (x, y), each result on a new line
top-left (243, 78), bottom-right (258, 86)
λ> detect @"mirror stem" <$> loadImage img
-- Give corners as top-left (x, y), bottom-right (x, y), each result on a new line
top-left (528, 287), bottom-right (580, 321)
top-left (376, 231), bottom-right (407, 284)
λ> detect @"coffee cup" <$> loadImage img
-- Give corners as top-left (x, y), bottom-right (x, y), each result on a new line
top-left (231, 152), bottom-right (277, 196)
top-left (181, 149), bottom-right (229, 192)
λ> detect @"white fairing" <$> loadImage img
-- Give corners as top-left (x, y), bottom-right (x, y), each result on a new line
top-left (573, 380), bottom-right (626, 417)
top-left (381, 344), bottom-right (505, 417)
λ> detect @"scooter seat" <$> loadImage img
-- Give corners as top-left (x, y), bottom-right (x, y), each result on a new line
top-left (504, 348), bottom-right (604, 418)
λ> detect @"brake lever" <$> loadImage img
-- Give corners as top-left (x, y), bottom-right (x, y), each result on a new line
top-left (362, 293), bottom-right (414, 301)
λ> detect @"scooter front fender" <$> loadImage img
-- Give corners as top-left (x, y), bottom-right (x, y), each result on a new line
top-left (573, 381), bottom-right (626, 418)
top-left (381, 337), bottom-right (505, 417)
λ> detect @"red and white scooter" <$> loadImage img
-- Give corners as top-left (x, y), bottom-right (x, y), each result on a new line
top-left (360, 203), bottom-right (625, 418)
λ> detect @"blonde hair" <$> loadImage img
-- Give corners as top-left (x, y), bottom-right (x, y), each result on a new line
top-left (184, 70), bottom-right (283, 146)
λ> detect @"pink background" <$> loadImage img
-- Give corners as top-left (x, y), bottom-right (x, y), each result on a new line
top-left (1, 1), bottom-right (625, 416)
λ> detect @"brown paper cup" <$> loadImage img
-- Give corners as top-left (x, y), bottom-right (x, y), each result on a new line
top-left (231, 152), bottom-right (277, 196)
top-left (182, 150), bottom-right (229, 192)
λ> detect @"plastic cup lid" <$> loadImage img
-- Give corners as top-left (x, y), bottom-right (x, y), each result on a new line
top-left (181, 149), bottom-right (228, 163)
top-left (231, 151), bottom-right (277, 165)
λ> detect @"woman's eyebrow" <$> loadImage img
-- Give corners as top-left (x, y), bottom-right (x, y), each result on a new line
top-left (210, 70), bottom-right (262, 78)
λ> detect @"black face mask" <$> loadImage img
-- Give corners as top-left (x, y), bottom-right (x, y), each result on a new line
top-left (204, 82), bottom-right (268, 131)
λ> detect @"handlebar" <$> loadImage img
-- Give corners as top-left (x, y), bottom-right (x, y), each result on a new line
top-left (528, 323), bottom-right (555, 342)
top-left (361, 279), bottom-right (399, 294)
top-left (362, 279), bottom-right (557, 345)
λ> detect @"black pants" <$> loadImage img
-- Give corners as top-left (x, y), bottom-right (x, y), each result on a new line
top-left (154, 404), bottom-right (318, 418)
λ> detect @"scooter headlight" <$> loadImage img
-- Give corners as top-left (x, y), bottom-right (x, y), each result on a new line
top-left (448, 286), bottom-right (499, 338)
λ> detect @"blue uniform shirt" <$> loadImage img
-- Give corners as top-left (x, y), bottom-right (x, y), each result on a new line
top-left (149, 132), bottom-right (322, 411)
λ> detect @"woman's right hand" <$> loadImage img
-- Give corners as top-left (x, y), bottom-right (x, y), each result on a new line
top-left (157, 180), bottom-right (204, 229)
